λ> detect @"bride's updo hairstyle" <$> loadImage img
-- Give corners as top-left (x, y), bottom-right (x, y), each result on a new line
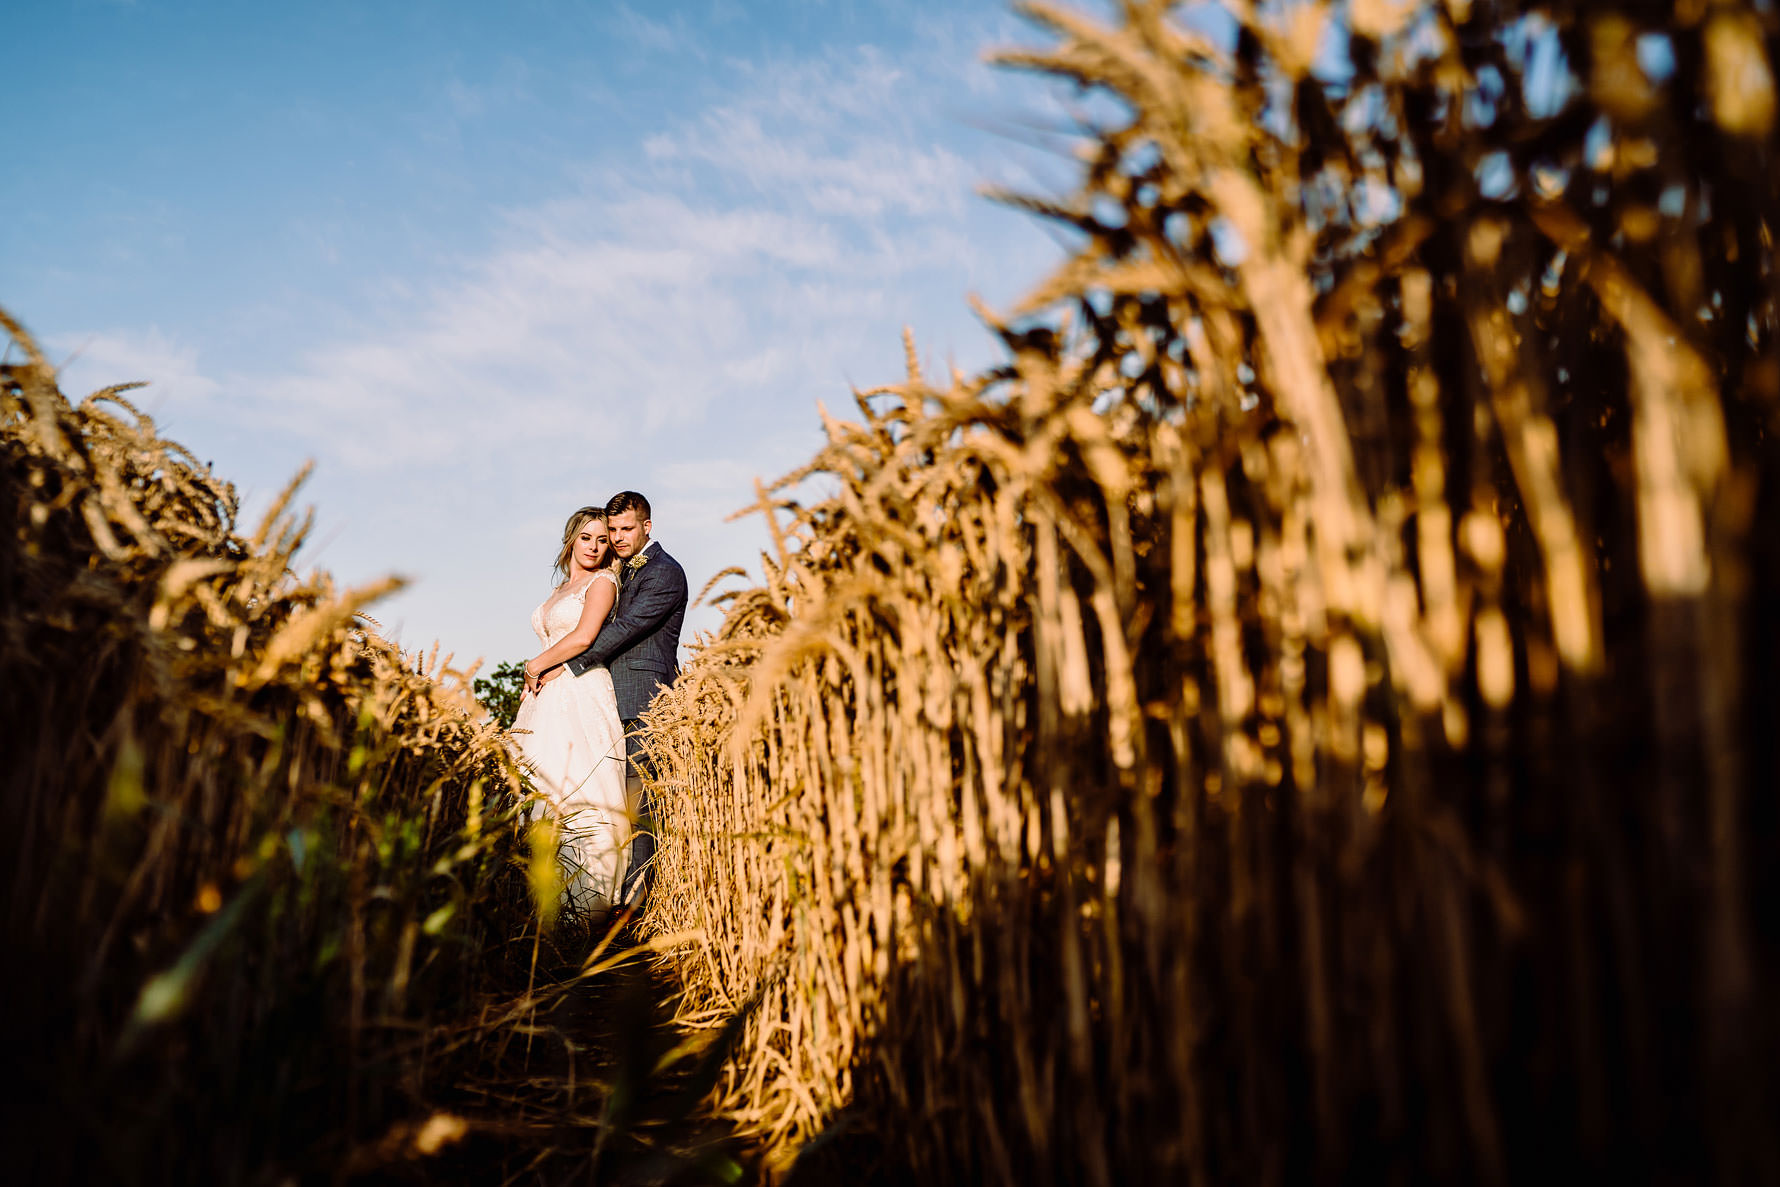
top-left (553, 505), bottom-right (608, 585)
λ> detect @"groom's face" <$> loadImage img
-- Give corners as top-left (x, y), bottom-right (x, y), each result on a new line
top-left (608, 509), bottom-right (650, 559)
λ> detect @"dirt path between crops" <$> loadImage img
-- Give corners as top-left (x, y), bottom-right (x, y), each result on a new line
top-left (345, 899), bottom-right (918, 1187)
top-left (363, 917), bottom-right (742, 1185)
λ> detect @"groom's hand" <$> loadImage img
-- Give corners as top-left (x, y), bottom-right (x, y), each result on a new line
top-left (538, 666), bottom-right (566, 687)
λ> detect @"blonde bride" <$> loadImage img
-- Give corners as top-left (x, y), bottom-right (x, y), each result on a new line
top-left (510, 506), bottom-right (629, 913)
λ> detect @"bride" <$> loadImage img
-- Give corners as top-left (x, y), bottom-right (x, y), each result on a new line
top-left (510, 505), bottom-right (629, 913)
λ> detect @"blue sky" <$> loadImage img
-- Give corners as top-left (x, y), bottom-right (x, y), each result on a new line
top-left (8, 0), bottom-right (1074, 666)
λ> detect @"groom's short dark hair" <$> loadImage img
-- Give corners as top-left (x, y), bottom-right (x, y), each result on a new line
top-left (607, 490), bottom-right (651, 520)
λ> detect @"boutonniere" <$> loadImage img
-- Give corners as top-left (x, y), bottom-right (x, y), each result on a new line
top-left (627, 552), bottom-right (651, 574)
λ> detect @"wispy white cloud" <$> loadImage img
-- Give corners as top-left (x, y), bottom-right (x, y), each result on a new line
top-left (726, 44), bottom-right (911, 120)
top-left (193, 43), bottom-right (998, 473)
top-left (609, 3), bottom-right (707, 57)
top-left (229, 192), bottom-right (867, 466)
top-left (51, 326), bottom-right (221, 406)
top-left (645, 107), bottom-right (972, 218)
top-left (40, 22), bottom-right (1063, 665)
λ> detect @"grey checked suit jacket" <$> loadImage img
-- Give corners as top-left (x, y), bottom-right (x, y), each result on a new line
top-left (564, 540), bottom-right (687, 720)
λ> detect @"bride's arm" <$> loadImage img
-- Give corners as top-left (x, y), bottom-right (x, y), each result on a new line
top-left (524, 578), bottom-right (618, 686)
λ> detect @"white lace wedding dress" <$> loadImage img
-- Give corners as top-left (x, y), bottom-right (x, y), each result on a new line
top-left (511, 569), bottom-right (629, 913)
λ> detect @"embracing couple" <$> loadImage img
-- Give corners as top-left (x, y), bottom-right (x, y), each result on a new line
top-left (509, 490), bottom-right (687, 915)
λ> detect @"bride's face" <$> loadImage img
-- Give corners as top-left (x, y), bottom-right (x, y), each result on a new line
top-left (571, 519), bottom-right (611, 572)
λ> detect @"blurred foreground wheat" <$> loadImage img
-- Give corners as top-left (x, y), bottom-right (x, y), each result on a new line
top-left (0, 309), bottom-right (542, 1180)
top-left (645, 1), bottom-right (1780, 1182)
top-left (0, 313), bottom-right (740, 1183)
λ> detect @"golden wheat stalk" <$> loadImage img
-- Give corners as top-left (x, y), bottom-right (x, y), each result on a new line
top-left (641, 1), bottom-right (1780, 1182)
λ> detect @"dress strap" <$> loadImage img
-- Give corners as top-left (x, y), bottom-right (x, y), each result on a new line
top-left (591, 568), bottom-right (620, 588)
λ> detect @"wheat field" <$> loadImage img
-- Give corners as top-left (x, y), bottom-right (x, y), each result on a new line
top-left (0, 310), bottom-right (744, 1182)
top-left (642, 1), bottom-right (1780, 1182)
top-left (9, 0), bottom-right (1780, 1182)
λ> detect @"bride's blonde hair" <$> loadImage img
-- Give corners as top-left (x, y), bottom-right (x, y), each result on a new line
top-left (552, 505), bottom-right (619, 585)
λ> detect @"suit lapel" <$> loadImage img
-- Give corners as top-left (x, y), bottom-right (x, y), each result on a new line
top-left (617, 541), bottom-right (656, 608)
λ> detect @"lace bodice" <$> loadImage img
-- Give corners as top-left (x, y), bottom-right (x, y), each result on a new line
top-left (530, 569), bottom-right (618, 646)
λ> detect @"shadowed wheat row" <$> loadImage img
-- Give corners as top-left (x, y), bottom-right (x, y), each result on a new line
top-left (643, 1), bottom-right (1780, 1182)
top-left (0, 306), bottom-right (549, 1180)
top-left (0, 309), bottom-right (735, 1182)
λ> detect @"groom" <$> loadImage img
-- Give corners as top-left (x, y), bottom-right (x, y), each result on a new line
top-left (560, 490), bottom-right (687, 908)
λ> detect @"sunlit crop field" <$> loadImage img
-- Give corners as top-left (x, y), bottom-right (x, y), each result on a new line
top-left (0, 313), bottom-right (744, 1183)
top-left (643, 2), bottom-right (1780, 1183)
top-left (10, 0), bottom-right (1780, 1183)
